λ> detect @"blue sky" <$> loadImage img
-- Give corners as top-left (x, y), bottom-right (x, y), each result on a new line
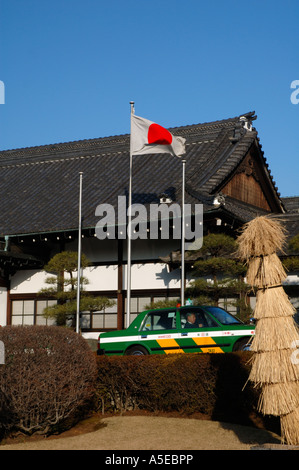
top-left (0, 0), bottom-right (298, 197)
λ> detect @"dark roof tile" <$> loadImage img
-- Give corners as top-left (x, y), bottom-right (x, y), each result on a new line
top-left (0, 111), bottom-right (282, 236)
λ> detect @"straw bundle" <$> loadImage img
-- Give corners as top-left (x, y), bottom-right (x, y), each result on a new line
top-left (237, 215), bottom-right (299, 446)
top-left (281, 409), bottom-right (299, 446)
top-left (249, 349), bottom-right (299, 383)
top-left (246, 254), bottom-right (287, 287)
top-left (253, 287), bottom-right (296, 319)
top-left (258, 382), bottom-right (299, 416)
top-left (251, 317), bottom-right (299, 351)
top-left (237, 215), bottom-right (287, 259)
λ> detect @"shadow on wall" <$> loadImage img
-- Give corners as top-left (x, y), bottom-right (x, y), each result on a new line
top-left (155, 265), bottom-right (181, 287)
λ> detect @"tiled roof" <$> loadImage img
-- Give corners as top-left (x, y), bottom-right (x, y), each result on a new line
top-left (282, 197), bottom-right (299, 214)
top-left (0, 111), bottom-right (283, 236)
top-left (277, 197), bottom-right (299, 241)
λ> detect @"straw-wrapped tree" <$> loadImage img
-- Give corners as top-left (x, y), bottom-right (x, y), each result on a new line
top-left (237, 216), bottom-right (299, 446)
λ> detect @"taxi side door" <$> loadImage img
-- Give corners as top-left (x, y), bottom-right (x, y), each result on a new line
top-left (178, 307), bottom-right (229, 353)
top-left (138, 308), bottom-right (182, 354)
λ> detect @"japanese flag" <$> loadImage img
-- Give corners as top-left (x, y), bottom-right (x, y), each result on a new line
top-left (131, 114), bottom-right (186, 157)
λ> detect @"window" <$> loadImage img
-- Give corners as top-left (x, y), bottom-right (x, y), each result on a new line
top-left (11, 300), bottom-right (35, 325)
top-left (204, 306), bottom-right (241, 325)
top-left (125, 297), bottom-right (151, 322)
top-left (85, 298), bottom-right (118, 329)
top-left (181, 308), bottom-right (218, 329)
top-left (10, 297), bottom-right (118, 330)
top-left (11, 299), bottom-right (57, 326)
top-left (218, 297), bottom-right (238, 315)
top-left (36, 300), bottom-right (57, 326)
top-left (125, 296), bottom-right (179, 322)
top-left (141, 310), bottom-right (176, 331)
top-left (90, 313), bottom-right (117, 329)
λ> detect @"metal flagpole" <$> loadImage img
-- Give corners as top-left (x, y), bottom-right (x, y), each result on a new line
top-left (76, 171), bottom-right (83, 334)
top-left (126, 101), bottom-right (135, 328)
top-left (181, 160), bottom-right (186, 306)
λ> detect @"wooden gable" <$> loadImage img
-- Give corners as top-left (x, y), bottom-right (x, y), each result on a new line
top-left (220, 148), bottom-right (276, 212)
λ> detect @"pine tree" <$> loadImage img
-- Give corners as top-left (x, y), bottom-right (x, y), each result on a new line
top-left (38, 251), bottom-right (115, 326)
top-left (187, 233), bottom-right (251, 321)
top-left (282, 233), bottom-right (299, 272)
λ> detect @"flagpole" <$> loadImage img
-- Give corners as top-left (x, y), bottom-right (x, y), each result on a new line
top-left (76, 171), bottom-right (83, 334)
top-left (126, 101), bottom-right (135, 328)
top-left (181, 160), bottom-right (186, 306)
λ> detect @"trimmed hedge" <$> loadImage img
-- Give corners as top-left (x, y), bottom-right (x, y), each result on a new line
top-left (0, 326), bottom-right (97, 437)
top-left (0, 326), bottom-right (279, 440)
top-left (96, 352), bottom-right (264, 426)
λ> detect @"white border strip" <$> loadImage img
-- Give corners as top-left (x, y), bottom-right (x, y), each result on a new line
top-left (99, 329), bottom-right (255, 345)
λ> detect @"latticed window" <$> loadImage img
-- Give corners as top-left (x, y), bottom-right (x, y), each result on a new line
top-left (11, 300), bottom-right (35, 325)
top-left (11, 299), bottom-right (57, 326)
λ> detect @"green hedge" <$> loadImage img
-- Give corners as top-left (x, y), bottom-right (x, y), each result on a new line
top-left (96, 352), bottom-right (263, 426)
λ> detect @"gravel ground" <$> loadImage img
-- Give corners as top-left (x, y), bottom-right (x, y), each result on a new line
top-left (0, 416), bottom-right (282, 451)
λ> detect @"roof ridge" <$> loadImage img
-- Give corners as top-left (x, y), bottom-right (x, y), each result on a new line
top-left (169, 111), bottom-right (256, 133)
top-left (0, 111), bottom-right (255, 157)
top-left (0, 134), bottom-right (130, 159)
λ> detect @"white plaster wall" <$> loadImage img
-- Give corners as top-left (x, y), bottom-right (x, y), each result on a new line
top-left (124, 263), bottom-right (192, 290)
top-left (10, 266), bottom-right (119, 294)
top-left (131, 263), bottom-right (179, 290)
top-left (84, 265), bottom-right (118, 291)
top-left (9, 263), bottom-right (195, 294)
top-left (89, 263), bottom-right (194, 291)
top-left (10, 270), bottom-right (49, 294)
top-left (14, 264), bottom-right (299, 297)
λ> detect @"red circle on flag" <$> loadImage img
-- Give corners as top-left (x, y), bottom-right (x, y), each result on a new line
top-left (148, 123), bottom-right (173, 145)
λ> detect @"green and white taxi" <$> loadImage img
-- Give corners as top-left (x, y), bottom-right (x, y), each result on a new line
top-left (97, 305), bottom-right (255, 356)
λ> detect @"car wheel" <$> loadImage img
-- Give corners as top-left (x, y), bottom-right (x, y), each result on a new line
top-left (233, 338), bottom-right (251, 351)
top-left (125, 345), bottom-right (149, 356)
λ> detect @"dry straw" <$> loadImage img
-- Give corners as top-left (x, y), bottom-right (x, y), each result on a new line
top-left (237, 215), bottom-right (287, 260)
top-left (258, 382), bottom-right (299, 416)
top-left (250, 317), bottom-right (299, 351)
top-left (253, 288), bottom-right (296, 319)
top-left (237, 215), bottom-right (299, 446)
top-left (281, 409), bottom-right (299, 446)
top-left (249, 349), bottom-right (299, 383)
top-left (246, 254), bottom-right (287, 288)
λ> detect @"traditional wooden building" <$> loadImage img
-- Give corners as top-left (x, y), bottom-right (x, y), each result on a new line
top-left (0, 110), bottom-right (297, 336)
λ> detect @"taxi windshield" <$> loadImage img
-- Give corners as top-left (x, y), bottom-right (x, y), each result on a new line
top-left (204, 306), bottom-right (242, 325)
